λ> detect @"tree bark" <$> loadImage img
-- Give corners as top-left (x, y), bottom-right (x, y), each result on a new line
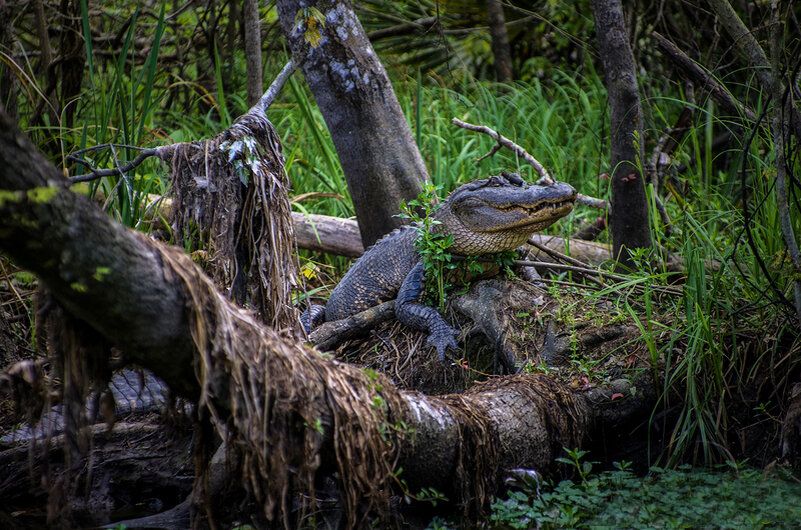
top-left (32, 0), bottom-right (52, 83)
top-left (0, 112), bottom-right (199, 398)
top-left (591, 0), bottom-right (652, 269)
top-left (292, 211), bottom-right (366, 257)
top-left (486, 0), bottom-right (513, 82)
top-left (55, 0), bottom-right (84, 134)
top-left (276, 0), bottom-right (426, 248)
top-left (243, 0), bottom-right (263, 107)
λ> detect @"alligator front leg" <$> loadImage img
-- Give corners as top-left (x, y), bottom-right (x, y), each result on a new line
top-left (395, 261), bottom-right (460, 361)
top-left (300, 305), bottom-right (327, 332)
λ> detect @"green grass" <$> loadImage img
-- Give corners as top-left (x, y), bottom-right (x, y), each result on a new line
top-left (397, 67), bottom-right (607, 201)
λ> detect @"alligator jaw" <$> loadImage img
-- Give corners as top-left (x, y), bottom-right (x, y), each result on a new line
top-left (446, 180), bottom-right (577, 235)
top-left (493, 198), bottom-right (575, 231)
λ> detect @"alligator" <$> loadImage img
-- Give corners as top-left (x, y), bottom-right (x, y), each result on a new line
top-left (305, 174), bottom-right (577, 360)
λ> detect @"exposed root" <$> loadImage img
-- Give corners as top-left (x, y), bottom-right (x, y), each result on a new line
top-left (158, 244), bottom-right (402, 527)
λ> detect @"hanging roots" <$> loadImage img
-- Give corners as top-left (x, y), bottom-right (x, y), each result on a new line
top-left (164, 111), bottom-right (300, 334)
top-left (158, 243), bottom-right (404, 527)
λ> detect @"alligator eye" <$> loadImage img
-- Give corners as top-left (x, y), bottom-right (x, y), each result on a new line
top-left (457, 197), bottom-right (485, 209)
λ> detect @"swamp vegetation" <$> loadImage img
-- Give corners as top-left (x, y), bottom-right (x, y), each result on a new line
top-left (0, 0), bottom-right (800, 527)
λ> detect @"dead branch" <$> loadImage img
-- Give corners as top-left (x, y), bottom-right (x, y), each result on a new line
top-left (309, 300), bottom-right (396, 351)
top-left (451, 118), bottom-right (608, 210)
top-left (683, 2), bottom-right (801, 138)
top-left (769, 1), bottom-right (801, 327)
top-left (703, 0), bottom-right (801, 327)
top-left (526, 238), bottom-right (607, 288)
top-left (67, 59), bottom-right (301, 185)
top-left (68, 145), bottom-right (170, 183)
top-left (253, 58), bottom-right (300, 113)
top-left (706, 0), bottom-right (772, 90)
top-left (574, 216), bottom-right (607, 241)
top-left (653, 32), bottom-right (758, 123)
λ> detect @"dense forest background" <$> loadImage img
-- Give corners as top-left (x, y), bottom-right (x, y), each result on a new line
top-left (1, 0), bottom-right (801, 527)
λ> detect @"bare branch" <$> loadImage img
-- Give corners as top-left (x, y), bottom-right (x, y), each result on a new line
top-left (309, 300), bottom-right (396, 351)
top-left (704, 0), bottom-right (801, 138)
top-left (68, 146), bottom-right (168, 183)
top-left (254, 57), bottom-right (301, 114)
top-left (452, 117), bottom-right (552, 181)
top-left (653, 32), bottom-right (758, 123)
top-left (707, 0), bottom-right (771, 89)
top-left (451, 118), bottom-right (608, 209)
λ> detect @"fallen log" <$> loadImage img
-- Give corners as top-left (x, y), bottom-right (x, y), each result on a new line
top-left (292, 211), bottom-right (366, 258)
top-left (0, 109), bottom-right (656, 526)
top-left (87, 192), bottom-right (611, 264)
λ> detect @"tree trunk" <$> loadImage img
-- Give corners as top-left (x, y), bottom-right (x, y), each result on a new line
top-left (0, 108), bottom-right (657, 524)
top-left (486, 0), bottom-right (513, 82)
top-left (0, 0), bottom-right (17, 120)
top-left (225, 0), bottom-right (240, 86)
top-left (55, 0), bottom-right (84, 134)
top-left (243, 0), bottom-right (262, 107)
top-left (0, 112), bottom-right (199, 398)
top-left (276, 0), bottom-right (426, 248)
top-left (32, 0), bottom-right (52, 83)
top-left (591, 0), bottom-right (652, 269)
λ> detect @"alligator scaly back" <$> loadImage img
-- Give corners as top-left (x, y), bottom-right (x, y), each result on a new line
top-left (324, 226), bottom-right (419, 321)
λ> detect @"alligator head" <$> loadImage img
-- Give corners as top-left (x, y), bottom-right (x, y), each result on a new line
top-left (433, 174), bottom-right (576, 254)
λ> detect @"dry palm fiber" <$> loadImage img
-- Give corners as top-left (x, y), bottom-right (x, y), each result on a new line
top-left (163, 110), bottom-right (300, 335)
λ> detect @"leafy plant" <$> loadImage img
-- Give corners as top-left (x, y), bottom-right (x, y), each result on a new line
top-left (489, 462), bottom-right (801, 528)
top-left (398, 181), bottom-right (456, 312)
top-left (555, 447), bottom-right (599, 485)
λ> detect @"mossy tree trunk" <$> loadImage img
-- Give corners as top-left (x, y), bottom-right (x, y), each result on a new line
top-left (275, 0), bottom-right (426, 248)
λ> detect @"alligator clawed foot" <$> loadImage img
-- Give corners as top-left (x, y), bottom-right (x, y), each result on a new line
top-left (427, 328), bottom-right (460, 362)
